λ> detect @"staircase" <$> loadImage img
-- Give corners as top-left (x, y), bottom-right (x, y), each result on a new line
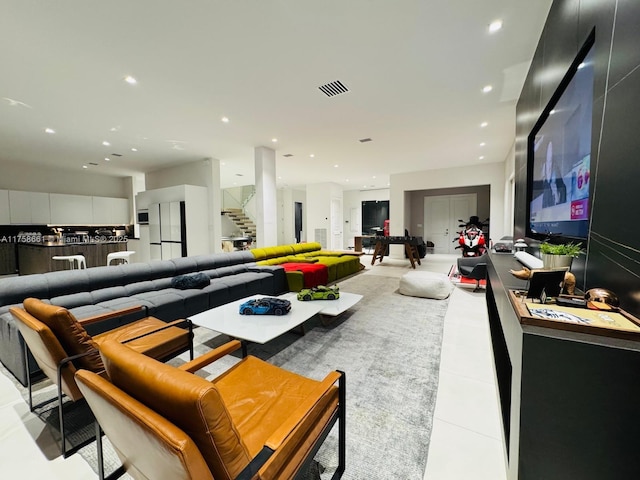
top-left (222, 208), bottom-right (257, 239)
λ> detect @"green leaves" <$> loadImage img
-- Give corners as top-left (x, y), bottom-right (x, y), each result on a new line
top-left (539, 241), bottom-right (584, 257)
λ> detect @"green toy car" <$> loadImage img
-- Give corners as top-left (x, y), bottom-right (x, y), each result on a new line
top-left (297, 285), bottom-right (340, 301)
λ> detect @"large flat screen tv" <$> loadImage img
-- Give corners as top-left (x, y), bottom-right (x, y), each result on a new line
top-left (527, 31), bottom-right (595, 242)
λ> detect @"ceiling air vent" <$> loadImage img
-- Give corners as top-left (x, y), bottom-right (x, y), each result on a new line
top-left (319, 80), bottom-right (349, 97)
top-left (88, 162), bottom-right (98, 166)
top-left (283, 153), bottom-right (294, 157)
top-left (111, 153), bottom-right (123, 157)
top-left (359, 138), bottom-right (372, 143)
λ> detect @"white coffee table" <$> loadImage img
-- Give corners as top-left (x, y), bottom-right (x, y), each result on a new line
top-left (188, 291), bottom-right (362, 346)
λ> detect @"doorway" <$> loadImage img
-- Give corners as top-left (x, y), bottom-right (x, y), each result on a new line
top-left (294, 202), bottom-right (303, 243)
top-left (424, 194), bottom-right (477, 254)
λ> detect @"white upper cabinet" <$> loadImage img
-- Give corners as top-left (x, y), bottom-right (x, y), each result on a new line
top-left (49, 193), bottom-right (94, 224)
top-left (30, 192), bottom-right (51, 224)
top-left (8, 191), bottom-right (51, 224)
top-left (0, 190), bottom-right (10, 224)
top-left (92, 197), bottom-right (130, 225)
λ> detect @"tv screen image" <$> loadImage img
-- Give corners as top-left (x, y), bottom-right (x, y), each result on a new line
top-left (528, 38), bottom-right (595, 241)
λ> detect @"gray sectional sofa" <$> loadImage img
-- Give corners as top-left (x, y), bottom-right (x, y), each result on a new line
top-left (0, 250), bottom-right (287, 385)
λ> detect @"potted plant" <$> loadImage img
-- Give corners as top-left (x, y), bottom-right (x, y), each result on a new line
top-left (539, 241), bottom-right (584, 269)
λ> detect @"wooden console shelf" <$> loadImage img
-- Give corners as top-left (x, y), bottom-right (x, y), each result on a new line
top-left (508, 290), bottom-right (640, 342)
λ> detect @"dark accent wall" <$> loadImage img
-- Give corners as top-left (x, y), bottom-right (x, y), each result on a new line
top-left (515, 0), bottom-right (640, 316)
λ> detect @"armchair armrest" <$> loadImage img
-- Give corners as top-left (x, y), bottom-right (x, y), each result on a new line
top-left (178, 339), bottom-right (242, 373)
top-left (79, 305), bottom-right (147, 327)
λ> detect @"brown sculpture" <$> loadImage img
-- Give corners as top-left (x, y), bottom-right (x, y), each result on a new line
top-left (509, 267), bottom-right (576, 295)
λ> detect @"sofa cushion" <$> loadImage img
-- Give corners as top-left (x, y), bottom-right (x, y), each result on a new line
top-left (91, 286), bottom-right (128, 304)
top-left (23, 298), bottom-right (102, 371)
top-left (0, 275), bottom-right (50, 307)
top-left (49, 292), bottom-right (94, 309)
top-left (171, 273), bottom-right (210, 290)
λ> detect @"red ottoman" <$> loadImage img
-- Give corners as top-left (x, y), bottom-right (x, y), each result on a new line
top-left (281, 263), bottom-right (329, 288)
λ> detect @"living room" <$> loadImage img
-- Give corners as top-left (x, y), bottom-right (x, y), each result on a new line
top-left (3, 1), bottom-right (640, 479)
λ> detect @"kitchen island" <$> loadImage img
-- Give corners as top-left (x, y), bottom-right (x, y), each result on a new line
top-left (17, 241), bottom-right (127, 274)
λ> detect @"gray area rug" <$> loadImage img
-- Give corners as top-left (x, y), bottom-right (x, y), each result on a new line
top-left (3, 270), bottom-right (449, 479)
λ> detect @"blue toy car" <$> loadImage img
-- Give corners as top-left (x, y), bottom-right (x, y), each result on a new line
top-left (239, 297), bottom-right (291, 316)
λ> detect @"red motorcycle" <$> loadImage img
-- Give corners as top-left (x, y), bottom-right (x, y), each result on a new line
top-left (454, 216), bottom-right (488, 257)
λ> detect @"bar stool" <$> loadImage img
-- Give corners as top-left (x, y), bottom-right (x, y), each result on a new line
top-left (107, 250), bottom-right (136, 266)
top-left (52, 255), bottom-right (86, 270)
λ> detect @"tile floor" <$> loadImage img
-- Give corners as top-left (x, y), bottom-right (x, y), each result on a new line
top-left (0, 253), bottom-right (507, 479)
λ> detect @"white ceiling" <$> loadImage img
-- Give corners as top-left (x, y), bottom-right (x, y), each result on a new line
top-left (0, 0), bottom-right (552, 191)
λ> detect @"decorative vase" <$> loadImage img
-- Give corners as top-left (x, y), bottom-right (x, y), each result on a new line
top-left (542, 253), bottom-right (573, 270)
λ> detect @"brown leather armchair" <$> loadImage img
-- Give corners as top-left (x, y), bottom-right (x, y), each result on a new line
top-left (10, 298), bottom-right (193, 457)
top-left (76, 338), bottom-right (346, 480)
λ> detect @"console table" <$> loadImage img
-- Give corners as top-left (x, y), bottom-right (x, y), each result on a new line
top-left (486, 253), bottom-right (640, 480)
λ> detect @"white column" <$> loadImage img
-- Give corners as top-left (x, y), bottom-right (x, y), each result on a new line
top-left (203, 158), bottom-right (222, 253)
top-left (255, 146), bottom-right (278, 247)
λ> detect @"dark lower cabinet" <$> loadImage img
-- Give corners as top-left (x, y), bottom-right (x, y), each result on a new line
top-left (487, 253), bottom-right (640, 480)
top-left (0, 243), bottom-right (17, 275)
top-left (17, 242), bottom-right (127, 274)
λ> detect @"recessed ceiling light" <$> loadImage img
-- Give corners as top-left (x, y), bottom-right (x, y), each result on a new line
top-left (124, 75), bottom-right (137, 85)
top-left (272, 138), bottom-right (278, 143)
top-left (82, 165), bottom-right (88, 169)
top-left (480, 122), bottom-right (488, 128)
top-left (45, 128), bottom-right (55, 134)
top-left (334, 164), bottom-right (339, 168)
top-left (489, 20), bottom-right (503, 33)
top-left (345, 179), bottom-right (349, 182)
top-left (131, 147), bottom-right (138, 152)
top-left (104, 157), bottom-right (110, 161)
top-left (310, 154), bottom-right (315, 158)
top-left (110, 126), bottom-right (121, 132)
top-left (102, 141), bottom-right (110, 146)
top-left (480, 142), bottom-right (486, 147)
top-left (482, 85), bottom-right (493, 93)
top-left (221, 116), bottom-right (229, 123)
top-left (479, 155), bottom-right (485, 160)
top-left (372, 176), bottom-right (376, 179)
top-left (221, 162), bottom-right (226, 166)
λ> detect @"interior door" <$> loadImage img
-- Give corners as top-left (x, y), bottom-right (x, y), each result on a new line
top-left (424, 196), bottom-right (451, 254)
top-left (331, 197), bottom-right (343, 250)
top-left (424, 194), bottom-right (477, 254)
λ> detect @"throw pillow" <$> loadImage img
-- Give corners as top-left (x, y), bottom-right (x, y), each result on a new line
top-left (171, 272), bottom-right (211, 290)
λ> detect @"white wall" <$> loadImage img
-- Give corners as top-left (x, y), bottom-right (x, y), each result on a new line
top-left (390, 162), bottom-right (506, 258)
top-left (342, 188), bottom-right (390, 249)
top-left (305, 183), bottom-right (342, 249)
top-left (0, 159), bottom-right (129, 197)
top-left (145, 159), bottom-right (221, 253)
top-left (278, 188), bottom-right (306, 246)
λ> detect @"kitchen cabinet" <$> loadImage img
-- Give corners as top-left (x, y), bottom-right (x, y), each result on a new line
top-left (92, 196), bottom-right (129, 224)
top-left (0, 190), bottom-right (11, 224)
top-left (49, 193), bottom-right (93, 224)
top-left (8, 191), bottom-right (51, 224)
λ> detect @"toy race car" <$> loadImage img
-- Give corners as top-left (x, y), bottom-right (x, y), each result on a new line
top-left (239, 297), bottom-right (291, 316)
top-left (297, 285), bottom-right (340, 301)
